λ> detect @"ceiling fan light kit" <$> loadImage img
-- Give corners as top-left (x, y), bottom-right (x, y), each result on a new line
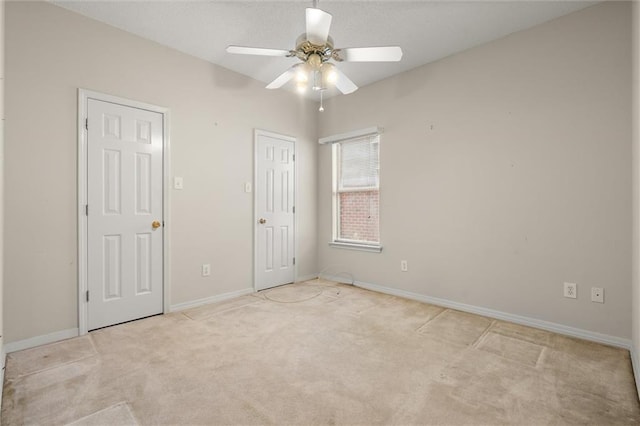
top-left (226, 2), bottom-right (403, 111)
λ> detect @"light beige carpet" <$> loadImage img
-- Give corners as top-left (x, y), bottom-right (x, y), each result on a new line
top-left (2, 279), bottom-right (639, 425)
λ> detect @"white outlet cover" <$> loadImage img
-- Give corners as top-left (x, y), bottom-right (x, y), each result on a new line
top-left (591, 287), bottom-right (604, 303)
top-left (563, 282), bottom-right (577, 299)
top-left (244, 182), bottom-right (252, 193)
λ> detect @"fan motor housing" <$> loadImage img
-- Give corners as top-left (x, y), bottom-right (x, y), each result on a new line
top-left (295, 34), bottom-right (333, 62)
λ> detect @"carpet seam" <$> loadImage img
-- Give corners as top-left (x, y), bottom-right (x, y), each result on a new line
top-left (470, 321), bottom-right (496, 349)
top-left (6, 353), bottom-right (98, 382)
top-left (414, 307), bottom-right (448, 332)
top-left (64, 401), bottom-right (137, 426)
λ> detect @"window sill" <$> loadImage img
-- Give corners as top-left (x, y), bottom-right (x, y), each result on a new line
top-left (329, 242), bottom-right (383, 253)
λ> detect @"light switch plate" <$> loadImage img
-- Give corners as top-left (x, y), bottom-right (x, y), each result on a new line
top-left (244, 182), bottom-right (252, 193)
top-left (174, 177), bottom-right (183, 190)
top-left (202, 264), bottom-right (210, 277)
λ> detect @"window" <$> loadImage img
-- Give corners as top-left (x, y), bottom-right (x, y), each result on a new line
top-left (331, 133), bottom-right (381, 251)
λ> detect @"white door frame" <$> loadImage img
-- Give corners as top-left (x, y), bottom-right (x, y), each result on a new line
top-left (77, 89), bottom-right (171, 335)
top-left (254, 129), bottom-right (297, 291)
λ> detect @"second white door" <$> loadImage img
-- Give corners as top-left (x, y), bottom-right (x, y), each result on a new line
top-left (256, 131), bottom-right (295, 291)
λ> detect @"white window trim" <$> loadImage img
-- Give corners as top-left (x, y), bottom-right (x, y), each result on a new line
top-left (326, 128), bottom-right (382, 253)
top-left (329, 241), bottom-right (383, 253)
top-left (319, 126), bottom-right (381, 145)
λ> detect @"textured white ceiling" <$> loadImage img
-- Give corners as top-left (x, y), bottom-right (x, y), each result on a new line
top-left (52, 1), bottom-right (597, 98)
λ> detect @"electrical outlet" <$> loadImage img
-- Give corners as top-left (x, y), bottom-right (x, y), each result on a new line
top-left (244, 182), bottom-right (252, 193)
top-left (564, 282), bottom-right (577, 299)
top-left (202, 264), bottom-right (210, 277)
top-left (400, 260), bottom-right (408, 272)
top-left (591, 287), bottom-right (604, 303)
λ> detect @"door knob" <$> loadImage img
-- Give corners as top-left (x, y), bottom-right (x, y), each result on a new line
top-left (258, 218), bottom-right (267, 224)
top-left (152, 220), bottom-right (161, 229)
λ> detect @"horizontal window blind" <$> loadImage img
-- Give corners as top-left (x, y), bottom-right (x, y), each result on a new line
top-left (338, 135), bottom-right (380, 190)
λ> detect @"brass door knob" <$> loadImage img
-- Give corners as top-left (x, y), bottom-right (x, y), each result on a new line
top-left (152, 220), bottom-right (161, 229)
top-left (258, 218), bottom-right (267, 224)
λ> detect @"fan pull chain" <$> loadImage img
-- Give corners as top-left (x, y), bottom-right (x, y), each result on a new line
top-left (319, 90), bottom-right (324, 112)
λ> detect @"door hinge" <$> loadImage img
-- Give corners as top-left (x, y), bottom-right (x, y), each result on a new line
top-left (85, 204), bottom-right (88, 216)
top-left (292, 206), bottom-right (295, 214)
top-left (85, 118), bottom-right (88, 130)
top-left (86, 290), bottom-right (90, 302)
top-left (293, 257), bottom-right (296, 265)
top-left (293, 154), bottom-right (295, 161)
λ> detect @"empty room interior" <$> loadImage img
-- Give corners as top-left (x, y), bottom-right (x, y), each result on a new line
top-left (2, 0), bottom-right (640, 424)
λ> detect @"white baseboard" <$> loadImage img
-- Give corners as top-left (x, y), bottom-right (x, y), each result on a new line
top-left (171, 279), bottom-right (322, 312)
top-left (296, 274), bottom-right (319, 283)
top-left (3, 288), bottom-right (257, 354)
top-left (321, 274), bottom-right (632, 350)
top-left (632, 347), bottom-right (640, 400)
top-left (1, 345), bottom-right (5, 409)
top-left (4, 328), bottom-right (79, 354)
top-left (169, 287), bottom-right (254, 312)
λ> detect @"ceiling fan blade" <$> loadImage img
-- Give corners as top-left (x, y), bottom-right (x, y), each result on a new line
top-left (266, 67), bottom-right (296, 89)
top-left (334, 46), bottom-right (403, 62)
top-left (306, 8), bottom-right (332, 45)
top-left (226, 45), bottom-right (292, 57)
top-left (333, 67), bottom-right (358, 95)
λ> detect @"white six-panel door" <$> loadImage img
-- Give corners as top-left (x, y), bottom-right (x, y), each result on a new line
top-left (256, 131), bottom-right (295, 291)
top-left (87, 99), bottom-right (163, 330)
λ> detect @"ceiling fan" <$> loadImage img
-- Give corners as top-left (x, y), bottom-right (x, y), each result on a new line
top-left (226, 1), bottom-right (402, 102)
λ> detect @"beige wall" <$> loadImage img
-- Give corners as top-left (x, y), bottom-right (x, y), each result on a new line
top-left (4, 1), bottom-right (318, 342)
top-left (4, 1), bottom-right (634, 347)
top-left (319, 2), bottom-right (632, 338)
top-left (632, 0), bottom-right (640, 393)
top-left (0, 0), bottom-right (5, 357)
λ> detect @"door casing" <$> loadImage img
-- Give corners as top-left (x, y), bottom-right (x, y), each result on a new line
top-left (254, 129), bottom-right (298, 291)
top-left (78, 89), bottom-right (171, 335)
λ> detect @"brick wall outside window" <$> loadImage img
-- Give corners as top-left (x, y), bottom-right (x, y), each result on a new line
top-left (339, 190), bottom-right (379, 243)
